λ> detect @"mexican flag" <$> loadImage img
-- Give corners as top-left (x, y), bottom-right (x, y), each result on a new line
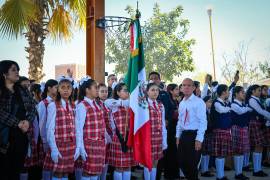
top-left (126, 19), bottom-right (152, 169)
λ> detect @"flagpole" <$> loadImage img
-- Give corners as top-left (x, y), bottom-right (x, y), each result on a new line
top-left (136, 1), bottom-right (141, 18)
top-left (207, 8), bottom-right (216, 80)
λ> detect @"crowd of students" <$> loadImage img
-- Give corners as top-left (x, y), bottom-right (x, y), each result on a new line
top-left (1, 60), bottom-right (270, 180)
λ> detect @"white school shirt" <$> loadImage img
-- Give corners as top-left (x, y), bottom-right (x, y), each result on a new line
top-left (148, 98), bottom-right (168, 150)
top-left (231, 99), bottom-right (252, 115)
top-left (176, 94), bottom-right (207, 143)
top-left (38, 96), bottom-right (53, 144)
top-left (46, 99), bottom-right (75, 151)
top-left (214, 98), bottom-right (231, 114)
top-left (104, 98), bottom-right (130, 131)
top-left (201, 83), bottom-right (209, 99)
top-left (249, 96), bottom-right (270, 120)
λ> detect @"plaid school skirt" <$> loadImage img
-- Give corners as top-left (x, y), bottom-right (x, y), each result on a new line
top-left (82, 139), bottom-right (106, 175)
top-left (43, 140), bottom-right (75, 173)
top-left (151, 133), bottom-right (163, 161)
top-left (38, 141), bottom-right (47, 167)
top-left (107, 135), bottom-right (137, 170)
top-left (211, 129), bottom-right (232, 157)
top-left (24, 139), bottom-right (39, 168)
top-left (105, 144), bottom-right (110, 164)
top-left (231, 125), bottom-right (250, 154)
top-left (202, 132), bottom-right (214, 155)
top-left (249, 119), bottom-right (265, 147)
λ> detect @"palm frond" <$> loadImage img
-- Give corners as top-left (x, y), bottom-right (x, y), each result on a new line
top-left (0, 0), bottom-right (37, 39)
top-left (69, 0), bottom-right (86, 28)
top-left (47, 4), bottom-right (73, 41)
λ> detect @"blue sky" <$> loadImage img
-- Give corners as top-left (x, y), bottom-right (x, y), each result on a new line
top-left (0, 0), bottom-right (269, 82)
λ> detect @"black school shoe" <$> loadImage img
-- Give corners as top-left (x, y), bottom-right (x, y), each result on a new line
top-left (216, 176), bottom-right (229, 180)
top-left (235, 173), bottom-right (249, 180)
top-left (262, 161), bottom-right (270, 167)
top-left (253, 170), bottom-right (268, 177)
top-left (201, 171), bottom-right (214, 177)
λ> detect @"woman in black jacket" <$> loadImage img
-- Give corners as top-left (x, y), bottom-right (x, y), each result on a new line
top-left (0, 60), bottom-right (36, 180)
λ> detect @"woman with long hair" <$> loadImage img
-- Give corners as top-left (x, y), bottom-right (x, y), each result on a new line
top-left (0, 60), bottom-right (36, 180)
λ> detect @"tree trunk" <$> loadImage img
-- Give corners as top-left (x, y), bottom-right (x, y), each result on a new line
top-left (25, 1), bottom-right (47, 83)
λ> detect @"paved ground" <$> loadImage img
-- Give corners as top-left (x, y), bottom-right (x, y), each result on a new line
top-left (130, 166), bottom-right (270, 180)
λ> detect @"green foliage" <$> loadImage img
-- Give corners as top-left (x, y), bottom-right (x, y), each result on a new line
top-left (0, 0), bottom-right (86, 40)
top-left (105, 3), bottom-right (195, 81)
top-left (258, 60), bottom-right (270, 78)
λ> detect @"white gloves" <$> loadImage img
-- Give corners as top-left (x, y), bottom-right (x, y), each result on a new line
top-left (51, 148), bottom-right (62, 163)
top-left (74, 147), bottom-right (80, 161)
top-left (80, 146), bottom-right (88, 161)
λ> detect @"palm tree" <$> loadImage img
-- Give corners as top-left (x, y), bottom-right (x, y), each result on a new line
top-left (0, 0), bottom-right (86, 82)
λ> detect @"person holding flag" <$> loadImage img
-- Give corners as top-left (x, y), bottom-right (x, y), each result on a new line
top-left (105, 83), bottom-right (137, 180)
top-left (125, 8), bottom-right (153, 174)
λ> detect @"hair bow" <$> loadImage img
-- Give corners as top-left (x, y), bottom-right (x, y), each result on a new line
top-left (79, 76), bottom-right (91, 86)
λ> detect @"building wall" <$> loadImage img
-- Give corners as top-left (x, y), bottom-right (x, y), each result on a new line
top-left (55, 64), bottom-right (86, 80)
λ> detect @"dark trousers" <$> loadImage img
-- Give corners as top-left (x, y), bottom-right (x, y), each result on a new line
top-left (156, 154), bottom-right (165, 180)
top-left (177, 130), bottom-right (201, 180)
top-left (164, 120), bottom-right (179, 179)
top-left (0, 128), bottom-right (28, 180)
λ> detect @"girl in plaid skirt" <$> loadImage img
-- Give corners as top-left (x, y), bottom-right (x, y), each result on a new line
top-left (44, 77), bottom-right (77, 180)
top-left (200, 95), bottom-right (214, 177)
top-left (210, 84), bottom-right (232, 180)
top-left (97, 83), bottom-right (113, 180)
top-left (246, 85), bottom-right (270, 177)
top-left (75, 77), bottom-right (107, 180)
top-left (231, 86), bottom-right (252, 180)
top-left (38, 79), bottom-right (58, 180)
top-left (143, 83), bottom-right (167, 180)
top-left (105, 83), bottom-right (137, 180)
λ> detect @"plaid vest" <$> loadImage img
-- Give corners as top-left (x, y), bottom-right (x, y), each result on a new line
top-left (149, 102), bottom-right (163, 135)
top-left (112, 106), bottom-right (129, 137)
top-left (54, 102), bottom-right (75, 142)
top-left (82, 100), bottom-right (105, 140)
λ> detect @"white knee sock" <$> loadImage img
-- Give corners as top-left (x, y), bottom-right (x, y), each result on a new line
top-left (51, 177), bottom-right (61, 180)
top-left (150, 168), bottom-right (157, 180)
top-left (90, 176), bottom-right (99, 180)
top-left (243, 153), bottom-right (250, 167)
top-left (201, 155), bottom-right (210, 173)
top-left (20, 173), bottom-right (28, 180)
top-left (75, 168), bottom-right (83, 180)
top-left (215, 158), bottom-right (225, 179)
top-left (113, 171), bottom-right (122, 180)
top-left (234, 155), bottom-right (243, 175)
top-left (100, 164), bottom-right (108, 180)
top-left (42, 170), bottom-right (52, 180)
top-left (143, 168), bottom-right (150, 180)
top-left (122, 171), bottom-right (131, 180)
top-left (179, 168), bottom-right (185, 177)
top-left (81, 176), bottom-right (90, 180)
top-left (239, 155), bottom-right (244, 173)
top-left (253, 152), bottom-right (262, 172)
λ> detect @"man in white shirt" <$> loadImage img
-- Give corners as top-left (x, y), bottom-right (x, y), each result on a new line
top-left (176, 78), bottom-right (207, 180)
